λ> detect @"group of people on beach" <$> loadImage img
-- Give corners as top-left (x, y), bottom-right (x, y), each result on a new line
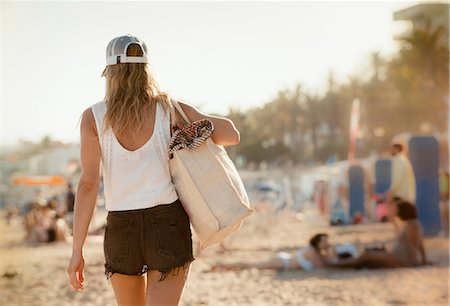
top-left (21, 184), bottom-right (75, 243)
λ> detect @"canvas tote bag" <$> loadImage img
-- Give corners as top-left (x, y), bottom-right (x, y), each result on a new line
top-left (169, 99), bottom-right (254, 249)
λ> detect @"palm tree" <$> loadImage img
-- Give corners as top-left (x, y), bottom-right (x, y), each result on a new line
top-left (387, 20), bottom-right (449, 131)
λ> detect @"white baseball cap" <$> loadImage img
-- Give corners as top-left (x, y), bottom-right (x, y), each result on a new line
top-left (105, 34), bottom-right (149, 67)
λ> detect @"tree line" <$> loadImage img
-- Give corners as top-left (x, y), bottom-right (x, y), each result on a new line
top-left (225, 22), bottom-right (449, 167)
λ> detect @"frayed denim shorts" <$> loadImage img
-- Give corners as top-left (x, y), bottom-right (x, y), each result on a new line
top-left (103, 199), bottom-right (194, 281)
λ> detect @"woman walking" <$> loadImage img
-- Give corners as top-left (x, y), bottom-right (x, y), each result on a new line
top-left (67, 34), bottom-right (240, 306)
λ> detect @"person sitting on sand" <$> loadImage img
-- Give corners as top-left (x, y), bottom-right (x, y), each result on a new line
top-left (327, 201), bottom-right (427, 269)
top-left (25, 201), bottom-right (69, 243)
top-left (26, 202), bottom-right (53, 243)
top-left (211, 233), bottom-right (331, 271)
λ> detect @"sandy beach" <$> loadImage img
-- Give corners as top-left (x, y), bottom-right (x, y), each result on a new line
top-left (1, 207), bottom-right (448, 306)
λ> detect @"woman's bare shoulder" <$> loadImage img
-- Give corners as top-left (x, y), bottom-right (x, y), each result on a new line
top-left (177, 101), bottom-right (203, 120)
top-left (81, 107), bottom-right (95, 120)
top-left (405, 220), bottom-right (421, 234)
top-left (80, 107), bottom-right (98, 136)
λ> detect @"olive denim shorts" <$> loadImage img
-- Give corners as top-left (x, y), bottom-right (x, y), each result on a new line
top-left (103, 199), bottom-right (194, 281)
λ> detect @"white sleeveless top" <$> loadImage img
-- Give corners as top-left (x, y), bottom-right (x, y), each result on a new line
top-left (91, 100), bottom-right (178, 211)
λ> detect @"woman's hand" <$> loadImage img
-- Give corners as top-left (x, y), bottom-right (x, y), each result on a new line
top-left (67, 252), bottom-right (85, 291)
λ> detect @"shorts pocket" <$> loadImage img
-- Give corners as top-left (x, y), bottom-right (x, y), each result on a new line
top-left (104, 218), bottom-right (132, 264)
top-left (151, 214), bottom-right (191, 259)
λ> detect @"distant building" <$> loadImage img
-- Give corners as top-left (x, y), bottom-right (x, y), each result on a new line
top-left (26, 145), bottom-right (80, 176)
top-left (4, 144), bottom-right (82, 207)
top-left (393, 3), bottom-right (449, 42)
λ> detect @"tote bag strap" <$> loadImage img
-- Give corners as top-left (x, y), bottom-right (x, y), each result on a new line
top-left (170, 98), bottom-right (191, 124)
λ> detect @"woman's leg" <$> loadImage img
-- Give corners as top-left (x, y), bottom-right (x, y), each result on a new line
top-left (331, 252), bottom-right (401, 269)
top-left (252, 256), bottom-right (297, 270)
top-left (210, 261), bottom-right (251, 271)
top-left (146, 266), bottom-right (191, 306)
top-left (55, 219), bottom-right (69, 241)
top-left (211, 254), bottom-right (297, 271)
top-left (110, 273), bottom-right (146, 306)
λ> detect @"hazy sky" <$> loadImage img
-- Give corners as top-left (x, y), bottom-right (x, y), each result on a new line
top-left (2, 0), bottom-right (421, 146)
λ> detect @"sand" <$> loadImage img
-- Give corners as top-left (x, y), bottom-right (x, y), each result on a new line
top-left (1, 208), bottom-right (448, 306)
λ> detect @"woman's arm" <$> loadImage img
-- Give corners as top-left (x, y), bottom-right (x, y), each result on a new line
top-left (72, 108), bottom-right (101, 254)
top-left (67, 108), bottom-right (100, 290)
top-left (176, 101), bottom-right (240, 146)
top-left (406, 222), bottom-right (426, 265)
top-left (419, 241), bottom-right (427, 265)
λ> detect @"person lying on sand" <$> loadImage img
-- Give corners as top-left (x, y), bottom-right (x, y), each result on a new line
top-left (327, 201), bottom-right (427, 269)
top-left (211, 201), bottom-right (427, 272)
top-left (210, 233), bottom-right (331, 271)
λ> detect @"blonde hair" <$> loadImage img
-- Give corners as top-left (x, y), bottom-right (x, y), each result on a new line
top-left (102, 46), bottom-right (170, 138)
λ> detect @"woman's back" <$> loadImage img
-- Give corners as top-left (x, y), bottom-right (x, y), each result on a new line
top-left (390, 220), bottom-right (422, 266)
top-left (113, 102), bottom-right (156, 152)
top-left (91, 99), bottom-right (178, 212)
